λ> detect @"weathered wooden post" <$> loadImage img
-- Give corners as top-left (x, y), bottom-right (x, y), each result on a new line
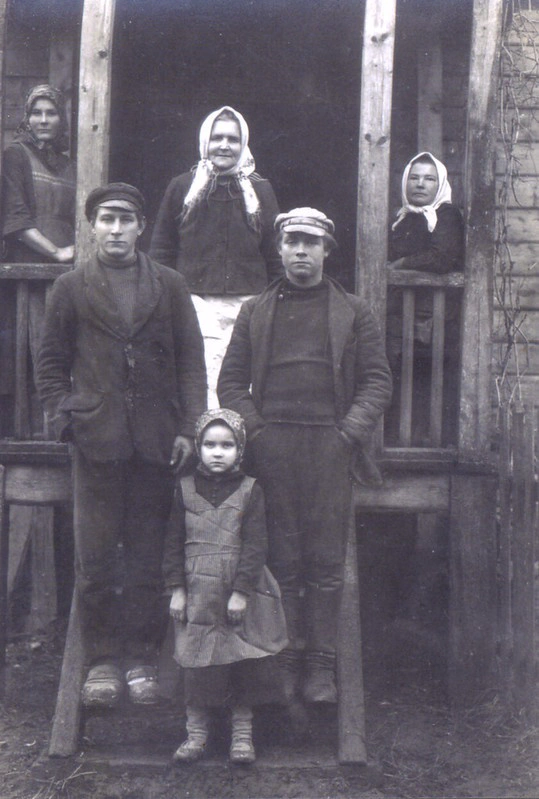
top-left (342, 0), bottom-right (396, 765)
top-left (49, 0), bottom-right (116, 758)
top-left (449, 0), bottom-right (504, 706)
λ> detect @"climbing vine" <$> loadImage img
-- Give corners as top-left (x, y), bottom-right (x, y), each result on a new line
top-left (495, 0), bottom-right (539, 406)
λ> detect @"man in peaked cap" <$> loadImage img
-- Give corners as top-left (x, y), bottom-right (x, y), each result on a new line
top-left (37, 182), bottom-right (206, 708)
top-left (218, 207), bottom-right (392, 707)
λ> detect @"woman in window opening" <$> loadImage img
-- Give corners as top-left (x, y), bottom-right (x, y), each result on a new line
top-left (150, 106), bottom-right (280, 407)
top-left (385, 151), bottom-right (464, 447)
top-left (1, 84), bottom-right (75, 436)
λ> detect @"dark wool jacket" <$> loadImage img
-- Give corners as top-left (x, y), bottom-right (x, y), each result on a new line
top-left (387, 202), bottom-right (464, 327)
top-left (2, 140), bottom-right (75, 261)
top-left (388, 202), bottom-right (464, 273)
top-left (149, 171), bottom-right (281, 295)
top-left (217, 276), bottom-right (393, 445)
top-left (36, 252), bottom-right (207, 464)
top-left (162, 470), bottom-right (267, 595)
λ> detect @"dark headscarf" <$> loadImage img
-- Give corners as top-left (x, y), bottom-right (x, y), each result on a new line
top-left (15, 85), bottom-right (70, 167)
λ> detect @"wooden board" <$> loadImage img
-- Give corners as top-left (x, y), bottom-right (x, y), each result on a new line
top-left (49, 588), bottom-right (85, 757)
top-left (5, 464), bottom-right (71, 505)
top-left (460, 0), bottom-right (504, 452)
top-left (417, 10), bottom-right (443, 155)
top-left (27, 507), bottom-right (57, 633)
top-left (355, 0), bottom-right (396, 324)
top-left (76, 0), bottom-right (117, 260)
top-left (353, 474), bottom-right (450, 513)
top-left (448, 474), bottom-right (498, 705)
top-left (0, 465), bottom-right (7, 692)
top-left (337, 509), bottom-right (367, 764)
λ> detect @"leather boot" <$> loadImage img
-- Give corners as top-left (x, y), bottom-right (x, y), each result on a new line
top-left (173, 706), bottom-right (209, 762)
top-left (277, 648), bottom-right (302, 702)
top-left (302, 651), bottom-right (337, 703)
top-left (230, 705), bottom-right (255, 763)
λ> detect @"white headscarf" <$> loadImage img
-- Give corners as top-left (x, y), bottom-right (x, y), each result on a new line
top-left (182, 106), bottom-right (260, 230)
top-left (392, 151), bottom-right (452, 233)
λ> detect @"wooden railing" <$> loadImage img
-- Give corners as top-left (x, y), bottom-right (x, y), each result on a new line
top-left (0, 263), bottom-right (72, 443)
top-left (384, 269), bottom-right (465, 450)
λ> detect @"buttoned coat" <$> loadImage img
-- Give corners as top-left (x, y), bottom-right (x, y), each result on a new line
top-left (36, 251), bottom-right (207, 464)
top-left (217, 277), bottom-right (392, 447)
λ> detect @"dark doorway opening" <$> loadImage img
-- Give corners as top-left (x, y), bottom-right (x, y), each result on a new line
top-left (110, 0), bottom-right (364, 289)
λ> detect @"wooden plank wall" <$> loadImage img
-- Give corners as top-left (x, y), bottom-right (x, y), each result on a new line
top-left (2, 10), bottom-right (49, 151)
top-left (496, 8), bottom-right (539, 411)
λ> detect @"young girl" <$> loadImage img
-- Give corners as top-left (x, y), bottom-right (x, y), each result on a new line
top-left (163, 408), bottom-right (288, 763)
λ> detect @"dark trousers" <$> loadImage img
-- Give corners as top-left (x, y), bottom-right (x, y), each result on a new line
top-left (251, 424), bottom-right (352, 655)
top-left (73, 448), bottom-right (174, 666)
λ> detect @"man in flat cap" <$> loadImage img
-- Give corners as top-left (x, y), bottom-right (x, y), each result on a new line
top-left (37, 182), bottom-right (206, 707)
top-left (218, 207), bottom-right (391, 706)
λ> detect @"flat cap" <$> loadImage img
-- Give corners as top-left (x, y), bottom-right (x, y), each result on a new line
top-left (85, 182), bottom-right (145, 221)
top-left (275, 207), bottom-right (335, 237)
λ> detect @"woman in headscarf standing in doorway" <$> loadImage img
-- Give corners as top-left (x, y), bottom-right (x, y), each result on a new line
top-left (1, 84), bottom-right (75, 435)
top-left (386, 151), bottom-right (464, 445)
top-left (150, 106), bottom-right (280, 406)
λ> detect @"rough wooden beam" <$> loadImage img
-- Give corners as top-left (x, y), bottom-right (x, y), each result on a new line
top-left (356, 0), bottom-right (396, 326)
top-left (0, 465), bottom-right (7, 695)
top-left (76, 0), bottom-right (116, 261)
top-left (353, 474), bottom-right (450, 513)
top-left (417, 10), bottom-right (443, 156)
top-left (49, 587), bottom-right (85, 757)
top-left (337, 509), bottom-right (367, 764)
top-left (0, 0), bottom-right (9, 222)
top-left (448, 474), bottom-right (498, 705)
top-left (460, 0), bottom-right (504, 452)
top-left (49, 24), bottom-right (75, 152)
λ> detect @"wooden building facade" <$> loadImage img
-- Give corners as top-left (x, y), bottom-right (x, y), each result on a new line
top-left (0, 0), bottom-right (537, 761)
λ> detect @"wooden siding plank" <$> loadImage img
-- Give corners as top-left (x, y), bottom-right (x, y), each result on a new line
top-left (353, 474), bottom-right (450, 513)
top-left (5, 465), bottom-right (72, 505)
top-left (355, 0), bottom-right (396, 323)
top-left (460, 0), bottom-right (504, 452)
top-left (0, 263), bottom-right (71, 280)
top-left (503, 208), bottom-right (539, 242)
top-left (493, 341), bottom-right (539, 373)
top-left (76, 0), bottom-right (116, 260)
top-left (448, 474), bottom-right (498, 704)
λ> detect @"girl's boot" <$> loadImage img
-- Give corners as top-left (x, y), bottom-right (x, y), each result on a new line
top-left (230, 705), bottom-right (255, 764)
top-left (173, 706), bottom-right (209, 762)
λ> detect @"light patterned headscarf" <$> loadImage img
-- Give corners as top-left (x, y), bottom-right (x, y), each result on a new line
top-left (194, 408), bottom-right (247, 469)
top-left (182, 106), bottom-right (261, 231)
top-left (392, 152), bottom-right (452, 233)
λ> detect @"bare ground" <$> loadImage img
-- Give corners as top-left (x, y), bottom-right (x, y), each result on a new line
top-left (2, 517), bottom-right (539, 799)
top-left (1, 618), bottom-right (539, 799)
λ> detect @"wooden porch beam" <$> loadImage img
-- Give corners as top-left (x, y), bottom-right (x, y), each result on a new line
top-left (460, 0), bottom-right (504, 452)
top-left (355, 0), bottom-right (396, 327)
top-left (417, 9), bottom-right (443, 157)
top-left (0, 0), bottom-right (9, 223)
top-left (76, 0), bottom-right (116, 262)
